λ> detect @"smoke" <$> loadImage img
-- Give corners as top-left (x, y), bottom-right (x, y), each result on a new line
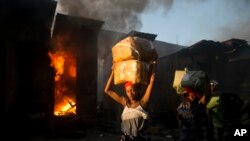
top-left (212, 0), bottom-right (250, 43)
top-left (175, 0), bottom-right (250, 45)
top-left (145, 0), bottom-right (173, 14)
top-left (56, 0), bottom-right (150, 33)
top-left (56, 0), bottom-right (250, 45)
top-left (56, 0), bottom-right (174, 33)
top-left (145, 0), bottom-right (250, 45)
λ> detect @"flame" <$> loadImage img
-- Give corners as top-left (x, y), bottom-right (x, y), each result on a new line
top-left (54, 97), bottom-right (76, 116)
top-left (49, 35), bottom-right (77, 116)
top-left (68, 65), bottom-right (76, 78)
top-left (48, 51), bottom-right (65, 81)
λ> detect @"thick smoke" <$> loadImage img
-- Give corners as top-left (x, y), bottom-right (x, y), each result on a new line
top-left (57, 0), bottom-right (150, 33)
top-left (56, 0), bottom-right (250, 45)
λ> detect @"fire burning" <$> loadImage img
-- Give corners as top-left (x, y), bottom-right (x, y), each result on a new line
top-left (48, 51), bottom-right (65, 82)
top-left (48, 35), bottom-right (77, 116)
top-left (53, 96), bottom-right (76, 116)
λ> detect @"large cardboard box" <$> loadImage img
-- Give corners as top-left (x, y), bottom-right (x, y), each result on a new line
top-left (114, 60), bottom-right (150, 85)
top-left (112, 36), bottom-right (158, 63)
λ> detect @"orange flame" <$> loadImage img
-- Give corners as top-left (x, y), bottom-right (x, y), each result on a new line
top-left (54, 96), bottom-right (76, 116)
top-left (68, 65), bottom-right (76, 78)
top-left (48, 51), bottom-right (65, 81)
top-left (49, 35), bottom-right (77, 116)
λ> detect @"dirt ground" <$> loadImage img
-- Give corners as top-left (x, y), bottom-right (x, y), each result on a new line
top-left (13, 127), bottom-right (180, 141)
top-left (29, 130), bottom-right (178, 141)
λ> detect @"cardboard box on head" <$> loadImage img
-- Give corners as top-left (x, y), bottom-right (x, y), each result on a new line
top-left (113, 60), bottom-right (150, 85)
top-left (112, 36), bottom-right (158, 63)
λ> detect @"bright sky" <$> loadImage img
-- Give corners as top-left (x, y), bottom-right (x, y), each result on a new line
top-left (56, 0), bottom-right (250, 47)
top-left (139, 0), bottom-right (250, 46)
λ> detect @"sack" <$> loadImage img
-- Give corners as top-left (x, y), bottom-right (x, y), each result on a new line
top-left (181, 71), bottom-right (208, 94)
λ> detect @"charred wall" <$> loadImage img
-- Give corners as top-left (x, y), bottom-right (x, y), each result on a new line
top-left (52, 13), bottom-right (104, 120)
top-left (1, 0), bottom-right (57, 136)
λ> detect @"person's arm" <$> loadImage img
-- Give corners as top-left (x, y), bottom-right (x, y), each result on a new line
top-left (140, 62), bottom-right (156, 109)
top-left (176, 113), bottom-right (182, 128)
top-left (104, 70), bottom-right (126, 107)
top-left (199, 95), bottom-right (206, 105)
top-left (206, 97), bottom-right (219, 109)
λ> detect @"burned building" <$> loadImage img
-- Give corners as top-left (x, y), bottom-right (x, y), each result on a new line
top-left (51, 13), bottom-right (104, 118)
top-left (1, 0), bottom-right (57, 137)
top-left (1, 0), bottom-right (250, 140)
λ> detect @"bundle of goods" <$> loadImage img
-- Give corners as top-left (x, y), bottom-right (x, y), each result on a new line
top-left (181, 70), bottom-right (208, 92)
top-left (112, 36), bottom-right (158, 85)
top-left (113, 60), bottom-right (150, 85)
top-left (173, 69), bottom-right (210, 98)
top-left (172, 70), bottom-right (186, 94)
top-left (112, 36), bottom-right (158, 63)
